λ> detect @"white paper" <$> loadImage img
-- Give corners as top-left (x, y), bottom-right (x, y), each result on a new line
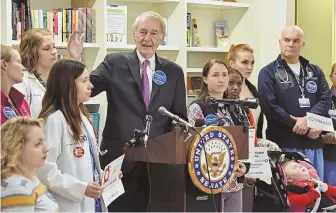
top-left (102, 180), bottom-right (125, 206)
top-left (101, 154), bottom-right (125, 206)
top-left (245, 147), bottom-right (272, 179)
top-left (307, 112), bottom-right (334, 132)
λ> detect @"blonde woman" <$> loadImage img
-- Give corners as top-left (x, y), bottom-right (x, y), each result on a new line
top-left (14, 28), bottom-right (84, 118)
top-left (1, 45), bottom-right (30, 124)
top-left (1, 117), bottom-right (59, 212)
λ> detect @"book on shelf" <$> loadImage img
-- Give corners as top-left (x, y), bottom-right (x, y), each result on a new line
top-left (11, 2), bottom-right (96, 44)
top-left (186, 13), bottom-right (191, 47)
top-left (215, 20), bottom-right (229, 48)
top-left (106, 5), bottom-right (127, 44)
top-left (12, 0), bottom-right (32, 40)
top-left (191, 18), bottom-right (201, 47)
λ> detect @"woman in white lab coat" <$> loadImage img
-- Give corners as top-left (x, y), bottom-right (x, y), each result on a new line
top-left (14, 28), bottom-right (84, 118)
top-left (36, 59), bottom-right (107, 212)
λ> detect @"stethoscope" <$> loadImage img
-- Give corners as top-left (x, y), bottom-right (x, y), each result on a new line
top-left (276, 62), bottom-right (292, 84)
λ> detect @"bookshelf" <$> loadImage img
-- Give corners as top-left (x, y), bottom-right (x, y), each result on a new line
top-left (1, 0), bottom-right (290, 142)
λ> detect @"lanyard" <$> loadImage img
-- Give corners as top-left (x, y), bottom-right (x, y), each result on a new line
top-left (34, 73), bottom-right (47, 88)
top-left (8, 99), bottom-right (22, 116)
top-left (83, 123), bottom-right (102, 210)
top-left (83, 124), bottom-right (99, 182)
top-left (293, 66), bottom-right (305, 98)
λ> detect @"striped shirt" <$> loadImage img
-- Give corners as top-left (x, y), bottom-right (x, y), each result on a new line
top-left (1, 174), bottom-right (59, 212)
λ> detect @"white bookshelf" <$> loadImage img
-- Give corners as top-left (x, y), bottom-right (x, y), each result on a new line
top-left (186, 68), bottom-right (202, 73)
top-left (1, 0), bottom-right (290, 142)
top-left (186, 47), bottom-right (229, 53)
top-left (11, 40), bottom-right (100, 49)
top-left (187, 0), bottom-right (249, 9)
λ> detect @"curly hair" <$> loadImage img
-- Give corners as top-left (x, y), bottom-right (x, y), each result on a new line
top-left (1, 117), bottom-right (44, 180)
top-left (19, 28), bottom-right (52, 73)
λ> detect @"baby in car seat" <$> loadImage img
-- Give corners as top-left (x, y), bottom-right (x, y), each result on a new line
top-left (283, 160), bottom-right (336, 211)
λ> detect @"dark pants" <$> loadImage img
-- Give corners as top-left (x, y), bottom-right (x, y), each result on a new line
top-left (108, 162), bottom-right (149, 212)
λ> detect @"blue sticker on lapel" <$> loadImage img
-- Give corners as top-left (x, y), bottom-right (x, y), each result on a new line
top-left (153, 71), bottom-right (167, 85)
top-left (3, 107), bottom-right (17, 119)
top-left (306, 81), bottom-right (317, 93)
top-left (205, 114), bottom-right (218, 126)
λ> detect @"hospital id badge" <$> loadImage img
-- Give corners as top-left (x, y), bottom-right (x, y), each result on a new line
top-left (298, 97), bottom-right (310, 108)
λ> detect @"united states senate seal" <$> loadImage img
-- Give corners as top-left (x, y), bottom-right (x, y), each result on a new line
top-left (188, 126), bottom-right (238, 194)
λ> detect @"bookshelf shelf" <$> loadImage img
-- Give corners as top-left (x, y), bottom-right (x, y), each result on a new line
top-left (186, 47), bottom-right (229, 53)
top-left (11, 40), bottom-right (99, 49)
top-left (106, 43), bottom-right (179, 51)
top-left (109, 0), bottom-right (179, 3)
top-left (187, 68), bottom-right (202, 73)
top-left (187, 0), bottom-right (249, 9)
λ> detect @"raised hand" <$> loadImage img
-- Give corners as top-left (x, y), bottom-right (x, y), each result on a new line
top-left (67, 30), bottom-right (85, 60)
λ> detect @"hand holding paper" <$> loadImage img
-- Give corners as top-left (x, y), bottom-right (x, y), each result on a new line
top-left (101, 155), bottom-right (125, 207)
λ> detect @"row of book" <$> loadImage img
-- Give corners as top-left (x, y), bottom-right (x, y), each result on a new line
top-left (12, 1), bottom-right (96, 43)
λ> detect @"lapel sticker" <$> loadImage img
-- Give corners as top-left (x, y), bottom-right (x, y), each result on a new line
top-left (306, 81), bottom-right (317, 93)
top-left (205, 114), bottom-right (219, 126)
top-left (153, 70), bottom-right (167, 85)
top-left (3, 107), bottom-right (17, 119)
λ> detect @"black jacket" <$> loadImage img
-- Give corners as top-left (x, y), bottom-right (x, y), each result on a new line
top-left (258, 55), bottom-right (331, 149)
top-left (246, 79), bottom-right (264, 138)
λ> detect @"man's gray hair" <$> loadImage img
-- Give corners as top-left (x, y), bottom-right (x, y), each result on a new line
top-left (132, 11), bottom-right (166, 40)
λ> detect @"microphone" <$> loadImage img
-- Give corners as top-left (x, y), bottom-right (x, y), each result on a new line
top-left (143, 115), bottom-right (153, 148)
top-left (195, 119), bottom-right (205, 127)
top-left (206, 97), bottom-right (259, 109)
top-left (124, 129), bottom-right (143, 149)
top-left (158, 107), bottom-right (194, 129)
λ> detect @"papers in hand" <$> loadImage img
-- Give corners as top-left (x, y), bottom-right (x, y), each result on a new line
top-left (101, 154), bottom-right (125, 207)
top-left (307, 112), bottom-right (334, 132)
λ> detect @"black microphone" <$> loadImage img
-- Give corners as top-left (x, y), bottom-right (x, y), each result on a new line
top-left (143, 115), bottom-right (153, 148)
top-left (206, 97), bottom-right (259, 109)
top-left (124, 129), bottom-right (143, 149)
top-left (158, 106), bottom-right (194, 129)
top-left (195, 119), bottom-right (205, 127)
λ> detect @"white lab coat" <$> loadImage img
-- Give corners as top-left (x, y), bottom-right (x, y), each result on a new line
top-left (36, 110), bottom-right (107, 212)
top-left (13, 71), bottom-right (45, 118)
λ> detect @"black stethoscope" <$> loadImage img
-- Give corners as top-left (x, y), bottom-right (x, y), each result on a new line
top-left (276, 62), bottom-right (292, 84)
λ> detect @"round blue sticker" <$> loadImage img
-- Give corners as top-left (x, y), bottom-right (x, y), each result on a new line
top-left (153, 71), bottom-right (167, 85)
top-left (205, 114), bottom-right (219, 126)
top-left (306, 81), bottom-right (317, 93)
top-left (3, 107), bottom-right (17, 119)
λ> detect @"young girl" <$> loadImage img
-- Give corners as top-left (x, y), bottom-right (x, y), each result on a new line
top-left (187, 60), bottom-right (250, 212)
top-left (1, 117), bottom-right (58, 212)
top-left (1, 45), bottom-right (30, 124)
top-left (322, 62), bottom-right (336, 186)
top-left (36, 59), bottom-right (106, 212)
top-left (14, 28), bottom-right (84, 118)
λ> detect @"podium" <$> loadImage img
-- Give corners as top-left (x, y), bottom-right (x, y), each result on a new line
top-left (123, 126), bottom-right (249, 212)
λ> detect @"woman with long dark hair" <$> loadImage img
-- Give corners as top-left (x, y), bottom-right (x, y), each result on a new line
top-left (36, 59), bottom-right (106, 212)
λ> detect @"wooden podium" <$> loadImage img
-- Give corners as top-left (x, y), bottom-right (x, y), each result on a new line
top-left (123, 126), bottom-right (249, 212)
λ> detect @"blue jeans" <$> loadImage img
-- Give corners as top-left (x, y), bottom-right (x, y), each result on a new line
top-left (324, 160), bottom-right (336, 185)
top-left (281, 148), bottom-right (324, 181)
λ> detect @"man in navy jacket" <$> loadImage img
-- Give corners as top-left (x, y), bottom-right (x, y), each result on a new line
top-left (258, 26), bottom-right (331, 180)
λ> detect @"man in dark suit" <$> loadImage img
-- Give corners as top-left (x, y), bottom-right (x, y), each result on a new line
top-left (88, 11), bottom-right (187, 212)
